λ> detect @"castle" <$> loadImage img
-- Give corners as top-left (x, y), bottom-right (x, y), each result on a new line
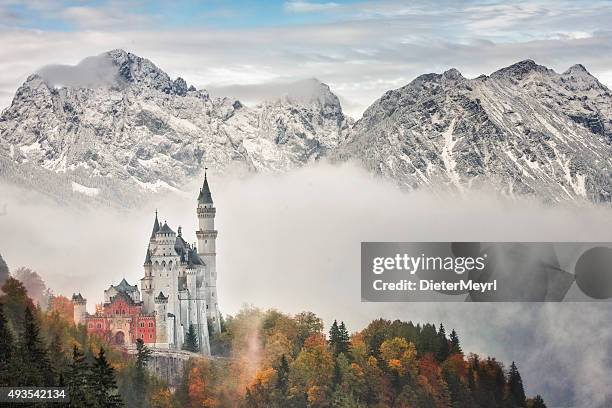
top-left (72, 173), bottom-right (221, 355)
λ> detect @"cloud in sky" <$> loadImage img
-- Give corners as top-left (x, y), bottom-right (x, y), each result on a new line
top-left (1, 2), bottom-right (612, 117)
top-left (284, 1), bottom-right (341, 13)
top-left (0, 2), bottom-right (612, 113)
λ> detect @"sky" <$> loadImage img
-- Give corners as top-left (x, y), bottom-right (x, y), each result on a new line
top-left (1, 0), bottom-right (612, 117)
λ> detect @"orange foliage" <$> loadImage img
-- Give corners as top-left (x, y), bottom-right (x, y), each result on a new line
top-left (379, 337), bottom-right (417, 377)
top-left (187, 361), bottom-right (218, 408)
top-left (150, 388), bottom-right (173, 408)
top-left (249, 367), bottom-right (276, 389)
top-left (443, 353), bottom-right (468, 379)
top-left (303, 332), bottom-right (326, 348)
top-left (418, 353), bottom-right (450, 408)
top-left (307, 385), bottom-right (330, 408)
top-left (49, 295), bottom-right (74, 322)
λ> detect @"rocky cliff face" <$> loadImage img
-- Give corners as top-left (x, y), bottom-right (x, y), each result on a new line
top-left (1, 51), bottom-right (610, 205)
top-left (337, 60), bottom-right (612, 203)
top-left (0, 50), bottom-right (350, 204)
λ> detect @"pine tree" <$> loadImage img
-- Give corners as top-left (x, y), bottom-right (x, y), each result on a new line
top-left (274, 354), bottom-right (290, 406)
top-left (19, 307), bottom-right (54, 386)
top-left (436, 323), bottom-right (450, 362)
top-left (417, 323), bottom-right (438, 354)
top-left (527, 395), bottom-right (547, 408)
top-left (329, 320), bottom-right (350, 357)
top-left (507, 361), bottom-right (527, 407)
top-left (329, 320), bottom-right (340, 354)
top-left (337, 321), bottom-right (350, 356)
top-left (67, 345), bottom-right (93, 408)
top-left (90, 347), bottom-right (123, 407)
top-left (0, 304), bottom-right (16, 386)
top-left (135, 338), bottom-right (152, 372)
top-left (183, 324), bottom-right (200, 352)
top-left (449, 329), bottom-right (462, 354)
top-left (132, 339), bottom-right (153, 408)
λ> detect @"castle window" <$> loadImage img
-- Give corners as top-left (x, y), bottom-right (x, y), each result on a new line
top-left (88, 323), bottom-right (93, 329)
top-left (149, 334), bottom-right (153, 339)
top-left (140, 322), bottom-right (145, 328)
top-left (206, 305), bottom-right (209, 310)
top-left (149, 322), bottom-right (154, 327)
top-left (96, 323), bottom-right (102, 329)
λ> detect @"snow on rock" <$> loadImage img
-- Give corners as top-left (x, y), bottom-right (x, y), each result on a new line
top-left (71, 182), bottom-right (100, 197)
top-left (0, 50), bottom-right (350, 204)
top-left (336, 60), bottom-right (612, 203)
top-left (1, 52), bottom-right (611, 205)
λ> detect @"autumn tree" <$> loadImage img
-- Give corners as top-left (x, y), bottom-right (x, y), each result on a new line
top-left (294, 311), bottom-right (324, 348)
top-left (49, 295), bottom-right (75, 322)
top-left (0, 277), bottom-right (33, 332)
top-left (13, 267), bottom-right (52, 310)
top-left (290, 334), bottom-right (334, 406)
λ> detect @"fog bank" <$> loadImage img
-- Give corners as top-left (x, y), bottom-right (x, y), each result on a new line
top-left (1, 162), bottom-right (611, 407)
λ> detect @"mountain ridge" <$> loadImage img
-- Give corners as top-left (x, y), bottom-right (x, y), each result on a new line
top-left (337, 59), bottom-right (612, 202)
top-left (1, 50), bottom-right (610, 204)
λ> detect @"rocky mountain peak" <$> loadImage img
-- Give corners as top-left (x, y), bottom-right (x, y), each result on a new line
top-left (564, 63), bottom-right (589, 75)
top-left (339, 59), bottom-right (612, 203)
top-left (491, 59), bottom-right (551, 80)
top-left (0, 51), bottom-right (350, 205)
top-left (442, 68), bottom-right (464, 82)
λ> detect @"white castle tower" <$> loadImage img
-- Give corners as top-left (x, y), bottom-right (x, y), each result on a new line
top-left (196, 170), bottom-right (221, 333)
top-left (138, 172), bottom-right (221, 355)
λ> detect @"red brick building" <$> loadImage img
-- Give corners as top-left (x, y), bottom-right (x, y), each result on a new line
top-left (74, 278), bottom-right (157, 346)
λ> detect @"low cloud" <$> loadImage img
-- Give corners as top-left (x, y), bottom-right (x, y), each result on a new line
top-left (36, 54), bottom-right (120, 88)
top-left (1, 162), bottom-right (611, 406)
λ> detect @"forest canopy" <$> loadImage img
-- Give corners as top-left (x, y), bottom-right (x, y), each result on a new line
top-left (0, 273), bottom-right (547, 408)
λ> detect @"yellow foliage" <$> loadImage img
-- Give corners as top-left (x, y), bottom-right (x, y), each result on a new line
top-left (150, 388), bottom-right (173, 408)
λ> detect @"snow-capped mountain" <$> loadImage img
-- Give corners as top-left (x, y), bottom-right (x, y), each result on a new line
top-left (0, 49), bottom-right (350, 204)
top-left (1, 51), bottom-right (611, 205)
top-left (337, 60), bottom-right (612, 203)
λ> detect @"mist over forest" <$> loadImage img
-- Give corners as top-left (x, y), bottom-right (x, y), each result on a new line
top-left (1, 162), bottom-right (611, 406)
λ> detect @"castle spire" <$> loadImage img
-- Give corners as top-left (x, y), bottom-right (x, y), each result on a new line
top-left (197, 168), bottom-right (213, 204)
top-left (150, 210), bottom-right (160, 238)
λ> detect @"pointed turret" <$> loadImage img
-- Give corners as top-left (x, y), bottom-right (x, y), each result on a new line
top-left (150, 210), bottom-right (160, 239)
top-left (197, 170), bottom-right (213, 204)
